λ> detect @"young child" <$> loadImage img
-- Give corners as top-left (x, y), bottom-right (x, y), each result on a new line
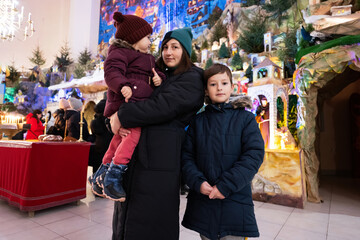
top-left (88, 12), bottom-right (165, 201)
top-left (181, 63), bottom-right (264, 240)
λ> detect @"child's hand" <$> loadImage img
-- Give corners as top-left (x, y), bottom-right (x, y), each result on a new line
top-left (121, 86), bottom-right (132, 103)
top-left (209, 185), bottom-right (225, 200)
top-left (152, 68), bottom-right (162, 86)
top-left (200, 181), bottom-right (213, 196)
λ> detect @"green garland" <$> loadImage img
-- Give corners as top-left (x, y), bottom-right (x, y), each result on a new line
top-left (295, 34), bottom-right (360, 64)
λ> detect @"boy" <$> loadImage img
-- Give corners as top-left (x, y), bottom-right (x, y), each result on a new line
top-left (181, 63), bottom-right (264, 240)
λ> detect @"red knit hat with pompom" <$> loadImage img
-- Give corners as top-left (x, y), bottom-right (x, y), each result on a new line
top-left (113, 12), bottom-right (153, 44)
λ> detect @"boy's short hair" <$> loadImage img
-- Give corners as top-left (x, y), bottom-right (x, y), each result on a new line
top-left (204, 63), bottom-right (233, 86)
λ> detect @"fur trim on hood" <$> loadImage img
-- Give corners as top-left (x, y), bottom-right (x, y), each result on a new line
top-left (110, 38), bottom-right (135, 50)
top-left (229, 94), bottom-right (253, 109)
top-left (204, 94), bottom-right (252, 109)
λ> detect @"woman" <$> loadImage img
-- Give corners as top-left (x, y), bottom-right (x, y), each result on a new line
top-left (26, 109), bottom-right (44, 140)
top-left (47, 98), bottom-right (70, 138)
top-left (110, 27), bottom-right (204, 239)
top-left (89, 99), bottom-right (113, 174)
top-left (64, 97), bottom-right (89, 141)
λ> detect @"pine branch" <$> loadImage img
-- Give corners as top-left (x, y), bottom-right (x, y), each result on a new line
top-left (56, 42), bottom-right (74, 73)
top-left (236, 11), bottom-right (266, 53)
top-left (29, 46), bottom-right (46, 67)
top-left (78, 48), bottom-right (92, 66)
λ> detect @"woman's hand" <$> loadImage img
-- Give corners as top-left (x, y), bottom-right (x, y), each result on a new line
top-left (118, 127), bottom-right (131, 138)
top-left (209, 185), bottom-right (225, 200)
top-left (200, 181), bottom-right (213, 196)
top-left (121, 86), bottom-right (132, 103)
top-left (109, 112), bottom-right (131, 137)
top-left (152, 68), bottom-right (162, 87)
top-left (110, 112), bottom-right (121, 135)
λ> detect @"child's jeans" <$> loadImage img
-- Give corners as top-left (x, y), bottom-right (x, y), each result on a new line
top-left (102, 127), bottom-right (141, 165)
top-left (200, 235), bottom-right (247, 240)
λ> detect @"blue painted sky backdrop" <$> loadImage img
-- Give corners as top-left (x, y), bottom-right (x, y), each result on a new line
top-left (98, 0), bottom-right (246, 44)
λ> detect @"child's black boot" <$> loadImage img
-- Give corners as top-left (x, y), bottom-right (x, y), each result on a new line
top-left (88, 163), bottom-right (109, 197)
top-left (102, 162), bottom-right (127, 201)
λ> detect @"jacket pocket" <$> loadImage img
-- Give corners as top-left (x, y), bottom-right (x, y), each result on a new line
top-left (146, 127), bottom-right (180, 171)
top-left (131, 79), bottom-right (153, 100)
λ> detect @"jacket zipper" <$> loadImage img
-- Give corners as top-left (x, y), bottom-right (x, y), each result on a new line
top-left (149, 55), bottom-right (153, 85)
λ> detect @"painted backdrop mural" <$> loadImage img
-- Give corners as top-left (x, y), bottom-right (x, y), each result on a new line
top-left (98, 0), bottom-right (245, 46)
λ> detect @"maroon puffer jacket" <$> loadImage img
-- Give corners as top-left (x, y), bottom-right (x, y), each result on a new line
top-left (103, 39), bottom-right (165, 117)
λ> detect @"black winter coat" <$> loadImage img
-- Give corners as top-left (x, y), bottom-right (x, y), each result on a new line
top-left (47, 109), bottom-right (66, 137)
top-left (112, 66), bottom-right (204, 240)
top-left (181, 96), bottom-right (264, 240)
top-left (64, 110), bottom-right (89, 141)
top-left (89, 112), bottom-right (113, 170)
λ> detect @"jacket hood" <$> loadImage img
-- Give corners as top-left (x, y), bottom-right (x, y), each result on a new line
top-left (26, 113), bottom-right (33, 120)
top-left (205, 94), bottom-right (252, 109)
top-left (229, 94), bottom-right (253, 109)
top-left (110, 38), bottom-right (135, 50)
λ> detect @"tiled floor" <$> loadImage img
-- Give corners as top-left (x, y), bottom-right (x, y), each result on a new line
top-left (1, 169), bottom-right (360, 240)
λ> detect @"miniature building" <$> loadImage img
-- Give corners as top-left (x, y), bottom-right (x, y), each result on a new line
top-left (247, 83), bottom-right (288, 149)
top-left (252, 58), bottom-right (282, 86)
top-left (201, 49), bottom-right (209, 64)
top-left (248, 58), bottom-right (288, 149)
top-left (219, 37), bottom-right (228, 47)
top-left (330, 5), bottom-right (352, 17)
top-left (272, 33), bottom-right (286, 50)
top-left (264, 32), bottom-right (272, 52)
top-left (248, 54), bottom-right (265, 67)
top-left (211, 41), bottom-right (220, 51)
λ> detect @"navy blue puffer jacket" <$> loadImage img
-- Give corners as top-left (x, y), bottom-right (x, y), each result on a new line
top-left (181, 95), bottom-right (264, 239)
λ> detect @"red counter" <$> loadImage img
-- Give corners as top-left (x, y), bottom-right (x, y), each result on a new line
top-left (0, 140), bottom-right (90, 212)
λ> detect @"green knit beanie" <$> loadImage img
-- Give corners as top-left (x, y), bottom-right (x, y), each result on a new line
top-left (163, 27), bottom-right (193, 56)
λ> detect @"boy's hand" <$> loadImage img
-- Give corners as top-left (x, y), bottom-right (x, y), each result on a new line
top-left (200, 181), bottom-right (213, 196)
top-left (209, 185), bottom-right (225, 200)
top-left (121, 86), bottom-right (132, 103)
top-left (152, 68), bottom-right (162, 86)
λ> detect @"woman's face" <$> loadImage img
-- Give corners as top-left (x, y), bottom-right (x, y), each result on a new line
top-left (161, 39), bottom-right (183, 68)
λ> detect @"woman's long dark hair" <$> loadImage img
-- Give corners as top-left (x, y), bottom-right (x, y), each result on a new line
top-left (156, 38), bottom-right (193, 75)
top-left (32, 109), bottom-right (42, 123)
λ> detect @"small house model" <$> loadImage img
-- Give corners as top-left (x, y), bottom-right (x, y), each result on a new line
top-left (252, 58), bottom-right (282, 86)
top-left (264, 32), bottom-right (272, 52)
top-left (330, 5), bottom-right (352, 17)
top-left (201, 49), bottom-right (209, 64)
top-left (211, 41), bottom-right (220, 51)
